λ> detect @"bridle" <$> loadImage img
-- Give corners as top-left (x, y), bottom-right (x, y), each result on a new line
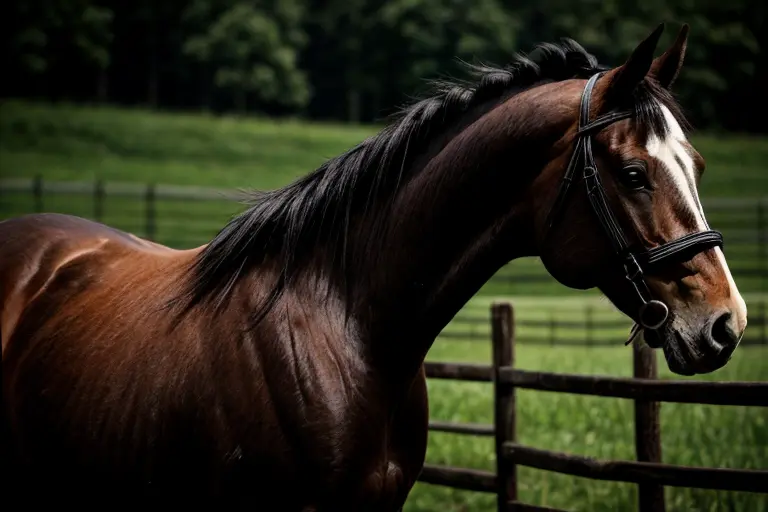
top-left (545, 72), bottom-right (724, 331)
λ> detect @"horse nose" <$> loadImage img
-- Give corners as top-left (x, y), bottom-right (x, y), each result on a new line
top-left (706, 311), bottom-right (742, 353)
top-left (680, 310), bottom-right (744, 374)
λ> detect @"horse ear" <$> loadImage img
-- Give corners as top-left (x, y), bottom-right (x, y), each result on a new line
top-left (603, 24), bottom-right (665, 103)
top-left (649, 24), bottom-right (689, 89)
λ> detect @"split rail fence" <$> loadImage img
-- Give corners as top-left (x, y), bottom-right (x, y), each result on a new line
top-left (442, 309), bottom-right (767, 346)
top-left (419, 302), bottom-right (768, 512)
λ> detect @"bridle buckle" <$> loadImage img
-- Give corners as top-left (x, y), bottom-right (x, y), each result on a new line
top-left (623, 254), bottom-right (644, 282)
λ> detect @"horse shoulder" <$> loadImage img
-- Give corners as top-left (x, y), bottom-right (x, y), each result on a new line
top-left (0, 214), bottom-right (102, 348)
top-left (0, 213), bottom-right (193, 351)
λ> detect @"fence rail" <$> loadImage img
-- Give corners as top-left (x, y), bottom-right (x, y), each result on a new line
top-left (0, 177), bottom-right (236, 201)
top-left (417, 302), bottom-right (768, 512)
top-left (4, 177), bottom-right (766, 208)
top-left (451, 315), bottom-right (767, 329)
top-left (428, 420), bottom-right (495, 436)
top-left (419, 464), bottom-right (497, 493)
top-left (439, 316), bottom-right (767, 346)
top-left (503, 443), bottom-right (768, 493)
top-left (424, 362), bottom-right (494, 381)
top-left (500, 368), bottom-right (768, 406)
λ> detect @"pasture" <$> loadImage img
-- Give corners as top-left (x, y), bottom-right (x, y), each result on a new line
top-left (1, 101), bottom-right (767, 511)
top-left (2, 100), bottom-right (767, 197)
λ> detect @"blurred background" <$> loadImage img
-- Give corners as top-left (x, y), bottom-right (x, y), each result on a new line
top-left (0, 1), bottom-right (766, 511)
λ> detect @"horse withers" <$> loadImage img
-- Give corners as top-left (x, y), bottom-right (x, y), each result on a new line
top-left (1, 24), bottom-right (746, 510)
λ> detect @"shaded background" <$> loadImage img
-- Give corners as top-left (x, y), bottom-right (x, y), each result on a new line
top-left (2, 0), bottom-right (767, 130)
top-left (1, 1), bottom-right (766, 511)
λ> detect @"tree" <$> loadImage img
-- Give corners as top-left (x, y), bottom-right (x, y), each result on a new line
top-left (183, 0), bottom-right (309, 113)
top-left (1, 0), bottom-right (766, 131)
top-left (304, 0), bottom-right (519, 123)
top-left (6, 0), bottom-right (112, 100)
top-left (505, 0), bottom-right (763, 130)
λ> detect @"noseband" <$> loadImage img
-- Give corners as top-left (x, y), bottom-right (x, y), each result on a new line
top-left (545, 73), bottom-right (724, 330)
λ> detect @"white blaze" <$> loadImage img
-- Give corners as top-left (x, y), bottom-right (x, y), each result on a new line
top-left (645, 104), bottom-right (747, 330)
top-left (645, 106), bottom-right (706, 230)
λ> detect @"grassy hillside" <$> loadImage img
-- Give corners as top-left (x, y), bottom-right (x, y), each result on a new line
top-left (0, 100), bottom-right (372, 189)
top-left (2, 100), bottom-right (767, 195)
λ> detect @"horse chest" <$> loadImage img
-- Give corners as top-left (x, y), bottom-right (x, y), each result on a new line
top-left (253, 368), bottom-right (429, 510)
top-left (332, 371), bottom-right (430, 508)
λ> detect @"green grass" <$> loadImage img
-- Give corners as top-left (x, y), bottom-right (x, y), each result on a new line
top-left (2, 100), bottom-right (767, 196)
top-left (0, 100), bottom-right (373, 189)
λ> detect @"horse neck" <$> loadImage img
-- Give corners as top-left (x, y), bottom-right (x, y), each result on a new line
top-left (350, 84), bottom-right (575, 373)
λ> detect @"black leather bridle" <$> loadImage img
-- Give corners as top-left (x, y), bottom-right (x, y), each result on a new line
top-left (545, 72), bottom-right (724, 330)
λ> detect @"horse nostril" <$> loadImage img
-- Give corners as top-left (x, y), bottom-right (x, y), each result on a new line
top-left (710, 312), bottom-right (739, 351)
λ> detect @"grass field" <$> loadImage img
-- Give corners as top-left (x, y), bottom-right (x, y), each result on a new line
top-left (2, 100), bottom-right (767, 196)
top-left (1, 100), bottom-right (767, 510)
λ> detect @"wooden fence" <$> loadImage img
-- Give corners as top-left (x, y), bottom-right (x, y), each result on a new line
top-left (443, 308), bottom-right (768, 346)
top-left (419, 302), bottom-right (768, 512)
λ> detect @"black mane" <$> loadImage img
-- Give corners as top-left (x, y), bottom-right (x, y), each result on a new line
top-left (179, 38), bottom-right (687, 316)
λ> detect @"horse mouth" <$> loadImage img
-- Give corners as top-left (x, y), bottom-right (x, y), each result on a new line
top-left (627, 326), bottom-right (699, 376)
top-left (663, 330), bottom-right (734, 376)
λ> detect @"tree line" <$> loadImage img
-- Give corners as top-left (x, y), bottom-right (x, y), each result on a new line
top-left (3, 0), bottom-right (766, 132)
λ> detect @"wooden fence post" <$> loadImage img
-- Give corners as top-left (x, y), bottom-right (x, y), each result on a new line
top-left (145, 183), bottom-right (156, 241)
top-left (549, 313), bottom-right (556, 346)
top-left (492, 301), bottom-right (515, 512)
top-left (33, 174), bottom-right (43, 213)
top-left (633, 342), bottom-right (665, 512)
top-left (94, 180), bottom-right (105, 222)
top-left (758, 199), bottom-right (766, 294)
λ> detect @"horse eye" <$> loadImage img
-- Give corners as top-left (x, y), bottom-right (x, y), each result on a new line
top-left (618, 163), bottom-right (648, 191)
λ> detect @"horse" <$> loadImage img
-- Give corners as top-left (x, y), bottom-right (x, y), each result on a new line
top-left (1, 23), bottom-right (747, 510)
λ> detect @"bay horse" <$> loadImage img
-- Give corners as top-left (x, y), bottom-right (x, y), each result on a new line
top-left (1, 24), bottom-right (747, 510)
